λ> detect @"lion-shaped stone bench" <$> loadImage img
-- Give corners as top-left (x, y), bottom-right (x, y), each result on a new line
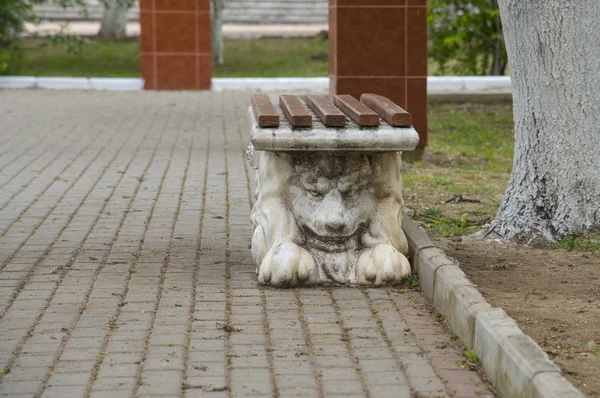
top-left (247, 93), bottom-right (420, 286)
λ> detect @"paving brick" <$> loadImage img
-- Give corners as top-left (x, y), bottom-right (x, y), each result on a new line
top-left (1, 366), bottom-right (48, 382)
top-left (138, 369), bottom-right (183, 395)
top-left (230, 378), bottom-right (272, 396)
top-left (278, 387), bottom-right (319, 398)
top-left (89, 390), bottom-right (134, 398)
top-left (41, 385), bottom-right (87, 398)
top-left (46, 372), bottom-right (90, 386)
top-left (369, 385), bottom-right (412, 398)
top-left (184, 390), bottom-right (228, 398)
top-left (92, 376), bottom-right (137, 391)
top-left (0, 91), bottom-right (495, 398)
top-left (0, 379), bottom-right (43, 395)
top-left (322, 379), bottom-right (364, 395)
top-left (97, 363), bottom-right (138, 378)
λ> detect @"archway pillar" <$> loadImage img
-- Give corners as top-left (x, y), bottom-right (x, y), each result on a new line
top-left (328, 0), bottom-right (428, 147)
top-left (139, 0), bottom-right (212, 90)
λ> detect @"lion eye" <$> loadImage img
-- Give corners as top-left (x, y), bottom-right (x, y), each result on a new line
top-left (309, 190), bottom-right (322, 198)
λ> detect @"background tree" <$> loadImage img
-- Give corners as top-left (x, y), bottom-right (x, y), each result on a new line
top-left (428, 0), bottom-right (506, 75)
top-left (0, 0), bottom-right (87, 74)
top-left (487, 0), bottom-right (600, 243)
top-left (0, 0), bottom-right (36, 45)
top-left (212, 0), bottom-right (224, 66)
top-left (98, 0), bottom-right (134, 41)
top-left (0, 0), bottom-right (46, 73)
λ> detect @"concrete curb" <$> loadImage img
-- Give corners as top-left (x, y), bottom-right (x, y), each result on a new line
top-left (0, 77), bottom-right (145, 91)
top-left (401, 217), bottom-right (584, 398)
top-left (211, 77), bottom-right (329, 92)
top-left (428, 76), bottom-right (511, 93)
top-left (0, 76), bottom-right (512, 94)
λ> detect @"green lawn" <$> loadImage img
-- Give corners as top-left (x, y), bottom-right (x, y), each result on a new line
top-left (403, 102), bottom-right (515, 237)
top-left (1, 36), bottom-right (446, 77)
top-left (215, 38), bottom-right (328, 77)
top-left (2, 38), bottom-right (141, 77)
top-left (1, 37), bottom-right (331, 77)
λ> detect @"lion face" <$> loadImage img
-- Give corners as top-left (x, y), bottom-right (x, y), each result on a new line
top-left (289, 153), bottom-right (378, 252)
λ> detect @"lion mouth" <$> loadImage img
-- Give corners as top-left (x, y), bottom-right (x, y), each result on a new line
top-left (303, 229), bottom-right (360, 252)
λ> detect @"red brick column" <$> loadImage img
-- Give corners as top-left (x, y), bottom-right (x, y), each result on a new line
top-left (140, 0), bottom-right (212, 90)
top-left (329, 0), bottom-right (428, 147)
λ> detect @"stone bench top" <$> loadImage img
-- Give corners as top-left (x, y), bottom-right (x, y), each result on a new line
top-left (248, 94), bottom-right (420, 152)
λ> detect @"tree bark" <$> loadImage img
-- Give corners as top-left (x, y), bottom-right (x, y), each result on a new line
top-left (212, 0), bottom-right (224, 66)
top-left (98, 0), bottom-right (130, 41)
top-left (487, 0), bottom-right (600, 244)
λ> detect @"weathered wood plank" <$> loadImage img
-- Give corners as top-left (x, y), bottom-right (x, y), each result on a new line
top-left (360, 93), bottom-right (412, 127)
top-left (333, 94), bottom-right (380, 127)
top-left (306, 95), bottom-right (347, 127)
top-left (280, 95), bottom-right (312, 128)
top-left (251, 93), bottom-right (279, 127)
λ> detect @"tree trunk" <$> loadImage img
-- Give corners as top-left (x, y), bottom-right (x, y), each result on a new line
top-left (98, 0), bottom-right (130, 41)
top-left (489, 0), bottom-right (504, 76)
top-left (212, 0), bottom-right (224, 66)
top-left (489, 45), bottom-right (503, 75)
top-left (487, 0), bottom-right (600, 244)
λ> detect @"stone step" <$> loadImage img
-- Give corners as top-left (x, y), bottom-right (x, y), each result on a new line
top-left (225, 8), bottom-right (326, 14)
top-left (225, 1), bottom-right (326, 7)
top-left (34, 0), bottom-right (329, 25)
top-left (224, 7), bottom-right (326, 14)
top-left (223, 17), bottom-right (327, 25)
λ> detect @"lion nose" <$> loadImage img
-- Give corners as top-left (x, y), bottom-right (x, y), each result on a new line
top-left (325, 219), bottom-right (345, 233)
top-left (321, 189), bottom-right (346, 234)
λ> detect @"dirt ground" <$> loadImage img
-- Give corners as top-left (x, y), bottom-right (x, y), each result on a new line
top-left (437, 237), bottom-right (600, 397)
top-left (401, 102), bottom-right (599, 395)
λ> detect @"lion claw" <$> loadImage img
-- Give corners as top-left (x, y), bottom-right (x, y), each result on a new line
top-left (258, 242), bottom-right (318, 286)
top-left (357, 244), bottom-right (411, 285)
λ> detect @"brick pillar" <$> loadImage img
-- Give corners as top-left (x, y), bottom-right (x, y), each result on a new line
top-left (329, 0), bottom-right (428, 147)
top-left (140, 0), bottom-right (212, 90)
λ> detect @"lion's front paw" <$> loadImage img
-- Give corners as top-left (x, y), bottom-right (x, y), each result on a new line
top-left (258, 242), bottom-right (318, 286)
top-left (357, 244), bottom-right (411, 285)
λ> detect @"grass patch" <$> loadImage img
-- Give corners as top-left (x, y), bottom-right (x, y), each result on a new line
top-left (420, 206), bottom-right (443, 219)
top-left (427, 103), bottom-right (515, 169)
top-left (402, 276), bottom-right (420, 287)
top-left (1, 37), bottom-right (331, 77)
top-left (214, 38), bottom-right (328, 77)
top-left (2, 38), bottom-right (140, 77)
top-left (432, 177), bottom-right (453, 186)
top-left (2, 36), bottom-right (453, 77)
top-left (403, 102), bottom-right (515, 237)
top-left (421, 215), bottom-right (490, 238)
top-left (554, 233), bottom-right (600, 252)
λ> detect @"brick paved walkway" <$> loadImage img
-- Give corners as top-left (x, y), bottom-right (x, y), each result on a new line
top-left (0, 90), bottom-right (493, 398)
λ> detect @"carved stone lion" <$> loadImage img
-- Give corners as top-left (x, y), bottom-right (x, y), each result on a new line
top-left (250, 150), bottom-right (411, 286)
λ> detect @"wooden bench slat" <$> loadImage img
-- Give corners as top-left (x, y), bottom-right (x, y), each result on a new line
top-left (360, 93), bottom-right (412, 127)
top-left (333, 94), bottom-right (380, 127)
top-left (251, 93), bottom-right (279, 127)
top-left (279, 95), bottom-right (312, 128)
top-left (306, 95), bottom-right (347, 127)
